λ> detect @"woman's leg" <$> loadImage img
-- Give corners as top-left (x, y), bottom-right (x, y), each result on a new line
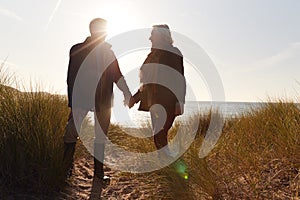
top-left (150, 105), bottom-right (175, 150)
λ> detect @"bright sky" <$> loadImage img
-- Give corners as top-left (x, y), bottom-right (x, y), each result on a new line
top-left (1, 0), bottom-right (300, 102)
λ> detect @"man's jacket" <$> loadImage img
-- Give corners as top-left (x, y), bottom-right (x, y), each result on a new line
top-left (67, 37), bottom-right (123, 110)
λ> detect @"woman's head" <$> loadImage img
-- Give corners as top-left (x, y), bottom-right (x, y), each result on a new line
top-left (150, 24), bottom-right (173, 47)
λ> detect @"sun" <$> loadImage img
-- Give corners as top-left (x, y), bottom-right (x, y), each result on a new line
top-left (91, 5), bottom-right (140, 38)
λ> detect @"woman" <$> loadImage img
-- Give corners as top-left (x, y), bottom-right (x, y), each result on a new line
top-left (130, 24), bottom-right (186, 157)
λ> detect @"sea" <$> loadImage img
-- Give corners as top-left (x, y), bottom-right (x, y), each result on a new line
top-left (108, 101), bottom-right (265, 128)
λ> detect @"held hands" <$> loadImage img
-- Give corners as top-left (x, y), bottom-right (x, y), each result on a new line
top-left (123, 95), bottom-right (137, 109)
top-left (128, 96), bottom-right (136, 108)
top-left (123, 90), bottom-right (140, 109)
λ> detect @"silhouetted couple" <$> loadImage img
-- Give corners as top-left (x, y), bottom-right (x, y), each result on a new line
top-left (63, 18), bottom-right (186, 182)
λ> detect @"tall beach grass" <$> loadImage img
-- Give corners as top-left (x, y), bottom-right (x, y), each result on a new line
top-left (209, 101), bottom-right (300, 199)
top-left (0, 66), bottom-right (69, 197)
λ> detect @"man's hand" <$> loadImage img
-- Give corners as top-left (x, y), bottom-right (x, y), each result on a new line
top-left (116, 76), bottom-right (133, 107)
top-left (124, 94), bottom-right (132, 107)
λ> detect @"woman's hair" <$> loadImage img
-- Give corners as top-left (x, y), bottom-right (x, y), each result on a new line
top-left (152, 24), bottom-right (173, 45)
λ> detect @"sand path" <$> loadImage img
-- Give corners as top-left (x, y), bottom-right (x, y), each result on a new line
top-left (59, 146), bottom-right (165, 199)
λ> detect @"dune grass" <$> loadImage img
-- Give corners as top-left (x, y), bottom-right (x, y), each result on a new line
top-left (209, 101), bottom-right (300, 199)
top-left (0, 67), bottom-right (69, 196)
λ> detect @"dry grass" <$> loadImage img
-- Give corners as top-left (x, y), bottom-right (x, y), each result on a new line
top-left (0, 66), bottom-right (69, 197)
top-left (209, 101), bottom-right (300, 199)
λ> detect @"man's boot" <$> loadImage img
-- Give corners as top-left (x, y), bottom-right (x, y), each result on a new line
top-left (94, 143), bottom-right (110, 184)
top-left (63, 142), bottom-right (76, 178)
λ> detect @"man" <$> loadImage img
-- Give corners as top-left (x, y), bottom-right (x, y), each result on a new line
top-left (63, 18), bottom-right (132, 181)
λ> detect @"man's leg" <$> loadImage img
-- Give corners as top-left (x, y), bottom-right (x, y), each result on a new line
top-left (94, 108), bottom-right (111, 179)
top-left (63, 108), bottom-right (88, 178)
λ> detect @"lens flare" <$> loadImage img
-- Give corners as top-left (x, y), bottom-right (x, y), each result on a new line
top-left (174, 159), bottom-right (188, 180)
top-left (184, 174), bottom-right (189, 180)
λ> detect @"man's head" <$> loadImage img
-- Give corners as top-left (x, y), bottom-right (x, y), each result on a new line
top-left (89, 18), bottom-right (107, 38)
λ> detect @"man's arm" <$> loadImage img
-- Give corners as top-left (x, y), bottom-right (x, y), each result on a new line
top-left (110, 58), bottom-right (132, 106)
top-left (116, 76), bottom-right (132, 106)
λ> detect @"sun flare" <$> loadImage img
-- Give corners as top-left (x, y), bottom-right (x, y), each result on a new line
top-left (90, 5), bottom-right (140, 38)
